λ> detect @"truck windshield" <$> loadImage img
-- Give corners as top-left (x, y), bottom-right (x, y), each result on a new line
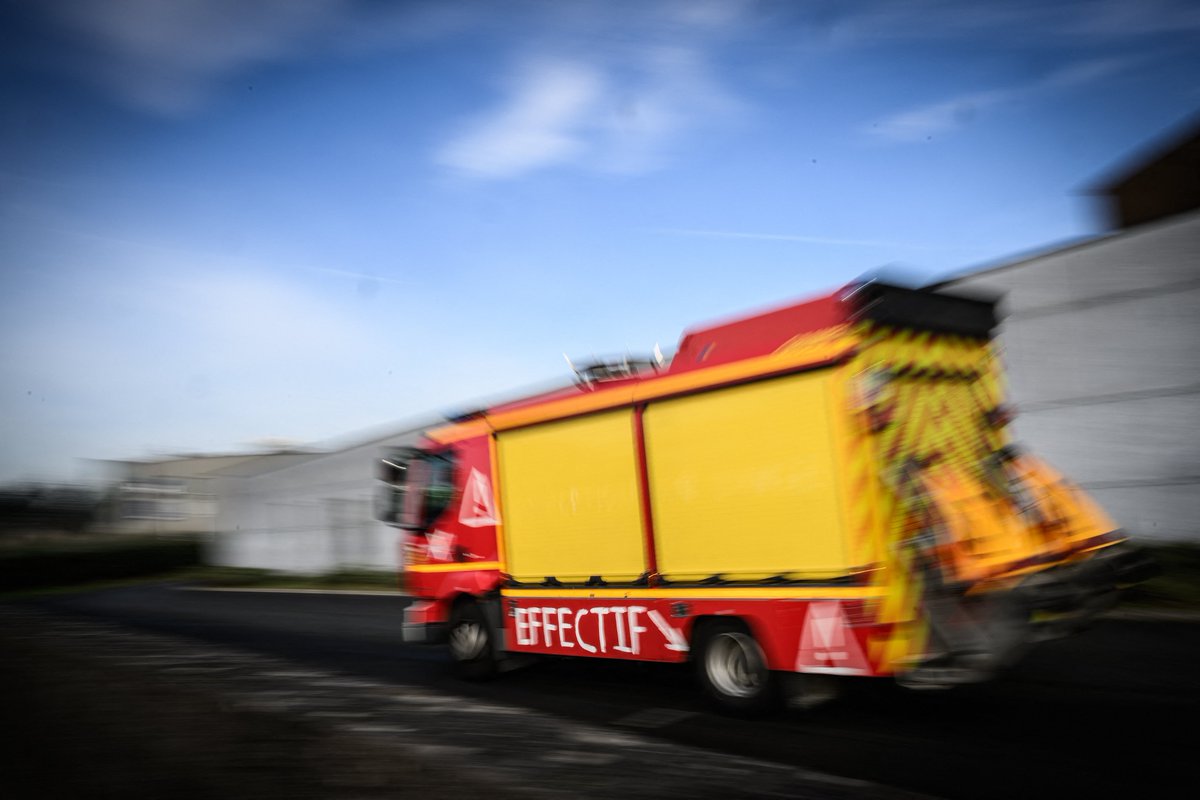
top-left (399, 458), bottom-right (430, 528)
top-left (390, 451), bottom-right (456, 531)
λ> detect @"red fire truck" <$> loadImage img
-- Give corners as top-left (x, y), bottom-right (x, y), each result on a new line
top-left (378, 281), bottom-right (1154, 711)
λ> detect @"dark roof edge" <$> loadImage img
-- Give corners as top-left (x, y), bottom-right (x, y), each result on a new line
top-left (1077, 109), bottom-right (1200, 195)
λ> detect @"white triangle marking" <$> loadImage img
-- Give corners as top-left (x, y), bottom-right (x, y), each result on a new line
top-left (459, 468), bottom-right (500, 528)
top-left (426, 530), bottom-right (454, 561)
top-left (796, 601), bottom-right (867, 674)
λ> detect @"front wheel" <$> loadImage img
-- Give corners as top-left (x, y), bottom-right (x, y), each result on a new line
top-left (695, 619), bottom-right (776, 715)
top-left (447, 600), bottom-right (498, 680)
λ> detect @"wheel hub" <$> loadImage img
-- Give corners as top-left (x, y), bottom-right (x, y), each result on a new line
top-left (706, 631), bottom-right (765, 698)
top-left (449, 620), bottom-right (487, 661)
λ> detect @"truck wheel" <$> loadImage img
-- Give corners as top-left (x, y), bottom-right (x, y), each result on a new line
top-left (447, 600), bottom-right (497, 680)
top-left (695, 619), bottom-right (776, 715)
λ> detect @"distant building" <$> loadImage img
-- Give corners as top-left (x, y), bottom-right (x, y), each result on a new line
top-left (105, 453), bottom-right (281, 536)
top-left (105, 420), bottom-right (430, 572)
top-left (940, 114), bottom-right (1200, 541)
top-left (210, 423), bottom-right (429, 573)
top-left (1089, 113), bottom-right (1200, 229)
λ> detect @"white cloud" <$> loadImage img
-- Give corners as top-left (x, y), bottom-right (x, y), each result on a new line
top-left (24, 0), bottom-right (756, 119)
top-left (311, 266), bottom-right (411, 286)
top-left (0, 236), bottom-right (420, 462)
top-left (429, 0), bottom-right (751, 179)
top-left (23, 0), bottom-right (750, 159)
top-left (40, 0), bottom-right (349, 115)
top-left (0, 229), bottom-right (576, 478)
top-left (666, 0), bottom-right (755, 30)
top-left (28, 0), bottom-right (473, 115)
top-left (867, 89), bottom-right (1010, 143)
top-left (1039, 57), bottom-right (1135, 89)
top-left (598, 46), bottom-right (740, 174)
top-left (436, 60), bottom-right (605, 178)
top-left (865, 57), bottom-right (1132, 143)
top-left (436, 46), bottom-right (740, 179)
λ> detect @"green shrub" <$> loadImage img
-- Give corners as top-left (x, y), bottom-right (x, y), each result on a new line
top-left (0, 536), bottom-right (204, 592)
top-left (1120, 543), bottom-right (1200, 609)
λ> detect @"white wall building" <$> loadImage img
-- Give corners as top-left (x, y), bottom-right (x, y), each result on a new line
top-left (208, 423), bottom-right (430, 573)
top-left (105, 453), bottom-right (268, 536)
top-left (105, 422), bottom-right (429, 573)
top-left (942, 209), bottom-right (1199, 541)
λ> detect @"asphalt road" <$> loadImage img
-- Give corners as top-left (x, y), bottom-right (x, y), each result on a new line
top-left (30, 584), bottom-right (1200, 800)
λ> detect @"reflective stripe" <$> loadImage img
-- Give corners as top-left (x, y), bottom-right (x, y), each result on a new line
top-left (407, 561), bottom-right (502, 573)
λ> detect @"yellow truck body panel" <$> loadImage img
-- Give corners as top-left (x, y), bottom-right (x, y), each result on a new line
top-left (643, 372), bottom-right (852, 581)
top-left (496, 410), bottom-right (646, 583)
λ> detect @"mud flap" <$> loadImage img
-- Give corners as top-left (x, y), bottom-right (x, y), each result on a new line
top-left (482, 596), bottom-right (536, 673)
top-left (898, 590), bottom-right (1031, 690)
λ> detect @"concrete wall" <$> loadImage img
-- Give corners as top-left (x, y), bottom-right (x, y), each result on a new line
top-left (211, 428), bottom-right (427, 573)
top-left (945, 210), bottom-right (1200, 541)
top-left (112, 456), bottom-right (255, 536)
top-left (107, 454), bottom-right (310, 536)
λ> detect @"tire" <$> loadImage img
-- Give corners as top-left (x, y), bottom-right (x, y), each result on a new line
top-left (447, 600), bottom-right (498, 681)
top-left (694, 619), bottom-right (777, 715)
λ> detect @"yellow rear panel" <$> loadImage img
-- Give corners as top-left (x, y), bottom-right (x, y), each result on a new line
top-left (497, 410), bottom-right (646, 583)
top-left (644, 372), bottom-right (851, 581)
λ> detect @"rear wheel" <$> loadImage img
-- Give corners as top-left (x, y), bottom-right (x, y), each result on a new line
top-left (695, 619), bottom-right (776, 714)
top-left (447, 600), bottom-right (497, 680)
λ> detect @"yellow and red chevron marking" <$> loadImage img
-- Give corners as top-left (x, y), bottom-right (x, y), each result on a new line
top-left (855, 324), bottom-right (1010, 671)
top-left (849, 327), bottom-right (911, 669)
top-left (836, 339), bottom-right (908, 672)
top-left (870, 502), bottom-right (930, 672)
top-left (832, 356), bottom-right (884, 572)
top-left (883, 372), bottom-right (943, 668)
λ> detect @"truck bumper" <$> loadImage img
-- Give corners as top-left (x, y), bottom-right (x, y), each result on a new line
top-left (1018, 539), bottom-right (1158, 640)
top-left (1077, 540), bottom-right (1159, 587)
top-left (402, 621), bottom-right (447, 643)
top-left (402, 600), bottom-right (448, 644)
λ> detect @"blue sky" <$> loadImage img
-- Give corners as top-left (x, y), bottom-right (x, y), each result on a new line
top-left (2, 0), bottom-right (1199, 481)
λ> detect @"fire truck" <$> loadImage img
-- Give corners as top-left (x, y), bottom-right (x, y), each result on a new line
top-left (378, 281), bottom-right (1154, 712)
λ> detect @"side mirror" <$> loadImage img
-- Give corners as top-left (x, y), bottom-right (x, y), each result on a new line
top-left (375, 483), bottom-right (401, 526)
top-left (377, 447), bottom-right (421, 528)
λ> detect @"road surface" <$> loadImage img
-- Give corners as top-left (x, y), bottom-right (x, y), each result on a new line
top-left (26, 583), bottom-right (1200, 799)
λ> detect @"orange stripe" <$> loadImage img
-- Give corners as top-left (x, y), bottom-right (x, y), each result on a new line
top-left (428, 418), bottom-right (492, 445)
top-left (489, 335), bottom-right (858, 432)
top-left (408, 561), bottom-right (502, 573)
